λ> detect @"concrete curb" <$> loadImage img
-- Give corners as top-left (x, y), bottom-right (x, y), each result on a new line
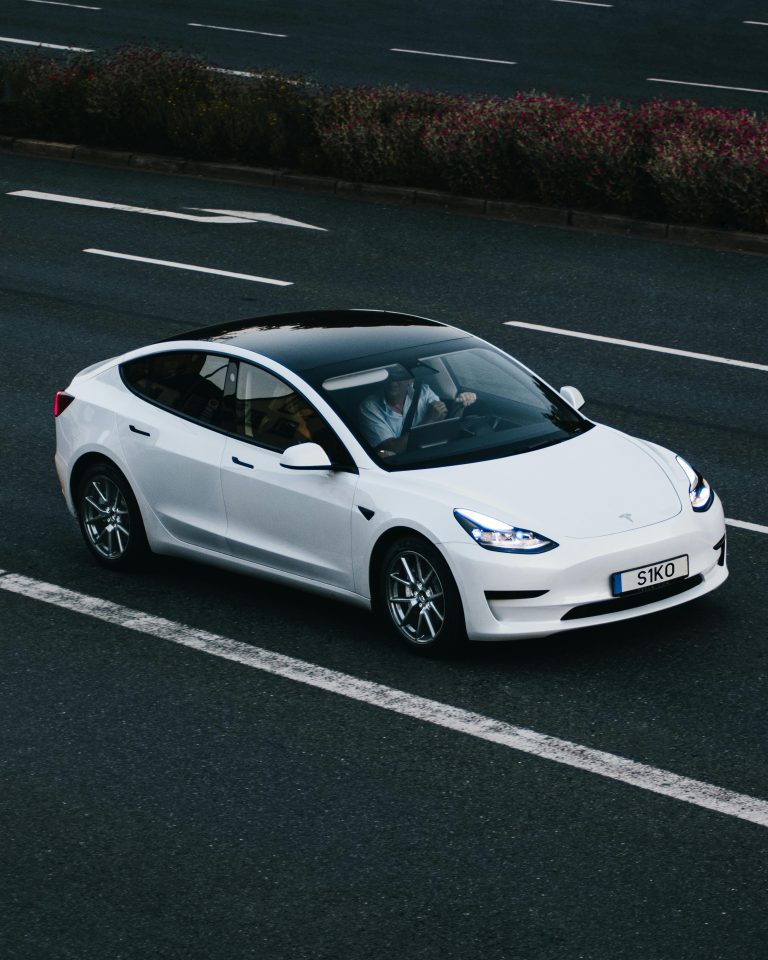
top-left (4, 136), bottom-right (768, 257)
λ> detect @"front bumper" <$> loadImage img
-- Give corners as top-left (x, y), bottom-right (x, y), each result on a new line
top-left (441, 499), bottom-right (728, 641)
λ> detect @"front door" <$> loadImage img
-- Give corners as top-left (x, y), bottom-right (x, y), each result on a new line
top-left (220, 360), bottom-right (358, 590)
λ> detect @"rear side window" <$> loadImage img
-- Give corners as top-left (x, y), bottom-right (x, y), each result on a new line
top-left (121, 351), bottom-right (230, 425)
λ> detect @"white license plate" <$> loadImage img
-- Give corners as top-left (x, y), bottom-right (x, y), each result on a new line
top-left (612, 555), bottom-right (689, 596)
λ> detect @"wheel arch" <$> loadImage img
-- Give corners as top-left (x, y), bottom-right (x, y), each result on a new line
top-left (368, 525), bottom-right (439, 604)
top-left (69, 451), bottom-right (125, 504)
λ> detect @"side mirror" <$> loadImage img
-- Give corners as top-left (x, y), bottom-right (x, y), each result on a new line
top-left (279, 442), bottom-right (332, 471)
top-left (560, 385), bottom-right (585, 410)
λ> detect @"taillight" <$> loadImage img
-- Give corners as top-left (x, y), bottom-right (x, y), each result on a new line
top-left (54, 391), bottom-right (75, 417)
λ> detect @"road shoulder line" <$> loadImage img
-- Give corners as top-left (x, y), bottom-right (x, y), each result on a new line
top-left (1, 568), bottom-right (768, 829)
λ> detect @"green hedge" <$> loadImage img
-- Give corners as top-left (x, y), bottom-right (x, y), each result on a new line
top-left (2, 45), bottom-right (767, 232)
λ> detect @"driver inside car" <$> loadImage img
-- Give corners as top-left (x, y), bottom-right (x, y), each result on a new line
top-left (359, 368), bottom-right (477, 455)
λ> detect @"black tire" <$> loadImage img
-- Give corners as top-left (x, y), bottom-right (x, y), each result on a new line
top-left (75, 461), bottom-right (149, 570)
top-left (376, 535), bottom-right (466, 655)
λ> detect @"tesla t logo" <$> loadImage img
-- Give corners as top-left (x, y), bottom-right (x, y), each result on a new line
top-left (619, 513), bottom-right (634, 523)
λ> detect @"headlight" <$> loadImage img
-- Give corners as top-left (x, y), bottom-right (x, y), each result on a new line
top-left (675, 456), bottom-right (714, 512)
top-left (454, 509), bottom-right (558, 553)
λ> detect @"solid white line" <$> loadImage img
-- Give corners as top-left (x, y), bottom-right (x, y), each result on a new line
top-left (647, 77), bottom-right (768, 95)
top-left (1, 570), bottom-right (767, 828)
top-left (391, 48), bottom-right (517, 66)
top-left (84, 249), bottom-right (292, 286)
top-left (0, 35), bottom-right (93, 51)
top-left (24, 0), bottom-right (101, 8)
top-left (726, 518), bottom-right (768, 535)
top-left (188, 22), bottom-right (287, 38)
top-left (744, 21), bottom-right (768, 27)
top-left (9, 190), bottom-right (255, 224)
top-left (504, 321), bottom-right (768, 373)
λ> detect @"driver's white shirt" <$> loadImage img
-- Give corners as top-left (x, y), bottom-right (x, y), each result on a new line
top-left (359, 384), bottom-right (440, 446)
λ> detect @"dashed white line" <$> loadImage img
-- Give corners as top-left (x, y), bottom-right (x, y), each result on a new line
top-left (647, 77), bottom-right (768, 95)
top-left (84, 249), bottom-right (292, 286)
top-left (504, 321), bottom-right (768, 373)
top-left (24, 0), bottom-right (101, 8)
top-left (0, 35), bottom-right (93, 51)
top-left (391, 48), bottom-right (517, 66)
top-left (1, 569), bottom-right (767, 828)
top-left (744, 21), bottom-right (768, 27)
top-left (188, 22), bottom-right (287, 38)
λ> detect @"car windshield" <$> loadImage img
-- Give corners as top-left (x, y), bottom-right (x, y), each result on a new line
top-left (311, 338), bottom-right (594, 470)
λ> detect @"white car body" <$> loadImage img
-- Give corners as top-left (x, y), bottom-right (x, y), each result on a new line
top-left (54, 311), bottom-right (727, 644)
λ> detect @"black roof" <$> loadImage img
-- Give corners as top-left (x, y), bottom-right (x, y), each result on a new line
top-left (162, 310), bottom-right (470, 372)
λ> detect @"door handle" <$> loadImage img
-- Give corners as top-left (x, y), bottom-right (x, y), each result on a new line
top-left (129, 424), bottom-right (151, 437)
top-left (232, 456), bottom-right (254, 469)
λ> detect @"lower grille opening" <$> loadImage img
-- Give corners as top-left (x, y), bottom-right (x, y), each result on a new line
top-left (561, 574), bottom-right (704, 621)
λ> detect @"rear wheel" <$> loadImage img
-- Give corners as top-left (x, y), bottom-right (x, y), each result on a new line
top-left (76, 462), bottom-right (148, 570)
top-left (377, 536), bottom-right (466, 654)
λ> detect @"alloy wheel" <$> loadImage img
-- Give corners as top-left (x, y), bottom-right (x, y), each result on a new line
top-left (82, 475), bottom-right (131, 560)
top-left (386, 549), bottom-right (446, 644)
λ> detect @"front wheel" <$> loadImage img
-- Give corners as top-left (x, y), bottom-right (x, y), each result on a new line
top-left (76, 462), bottom-right (148, 570)
top-left (377, 536), bottom-right (466, 654)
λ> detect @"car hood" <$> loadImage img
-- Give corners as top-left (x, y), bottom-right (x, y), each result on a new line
top-left (410, 425), bottom-right (682, 540)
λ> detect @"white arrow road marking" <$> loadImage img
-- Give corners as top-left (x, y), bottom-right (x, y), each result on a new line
top-left (193, 209), bottom-right (327, 231)
top-left (84, 248), bottom-right (292, 286)
top-left (2, 568), bottom-right (768, 829)
top-left (9, 192), bottom-right (328, 230)
top-left (8, 190), bottom-right (254, 223)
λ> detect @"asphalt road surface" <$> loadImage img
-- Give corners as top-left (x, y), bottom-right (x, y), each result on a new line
top-left (1, 152), bottom-right (768, 960)
top-left (3, 0), bottom-right (768, 108)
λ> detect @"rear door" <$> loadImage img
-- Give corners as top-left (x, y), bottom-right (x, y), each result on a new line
top-left (118, 351), bottom-right (234, 552)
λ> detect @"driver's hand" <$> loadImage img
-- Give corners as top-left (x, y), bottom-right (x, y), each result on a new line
top-left (424, 400), bottom-right (448, 422)
top-left (454, 392), bottom-right (477, 407)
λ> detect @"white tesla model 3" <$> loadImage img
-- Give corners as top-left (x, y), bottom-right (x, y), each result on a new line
top-left (54, 310), bottom-right (727, 653)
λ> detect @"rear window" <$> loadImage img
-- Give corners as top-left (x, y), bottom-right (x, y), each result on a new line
top-left (121, 351), bottom-right (229, 425)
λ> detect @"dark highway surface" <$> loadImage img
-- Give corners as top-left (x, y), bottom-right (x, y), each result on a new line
top-left (1, 152), bottom-right (768, 959)
top-left (3, 0), bottom-right (768, 108)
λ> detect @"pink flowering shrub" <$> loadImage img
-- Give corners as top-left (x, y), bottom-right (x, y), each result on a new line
top-left (422, 97), bottom-right (532, 198)
top-left (314, 86), bottom-right (463, 184)
top-left (1, 52), bottom-right (98, 140)
top-left (638, 101), bottom-right (768, 230)
top-left (511, 96), bottom-right (641, 210)
top-left (2, 46), bottom-right (767, 231)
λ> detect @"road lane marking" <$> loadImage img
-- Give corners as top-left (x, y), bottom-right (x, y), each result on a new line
top-left (504, 321), bottom-right (768, 373)
top-left (744, 21), bottom-right (768, 27)
top-left (193, 209), bottom-right (327, 231)
top-left (647, 77), bottom-right (768, 95)
top-left (84, 249), bottom-right (292, 286)
top-left (726, 518), bottom-right (768, 535)
top-left (0, 35), bottom-right (93, 50)
top-left (391, 48), bottom-right (517, 66)
top-left (24, 0), bottom-right (101, 8)
top-left (8, 191), bottom-right (328, 231)
top-left (549, 0), bottom-right (613, 6)
top-left (1, 569), bottom-right (767, 828)
top-left (9, 190), bottom-right (256, 223)
top-left (188, 22), bottom-right (287, 38)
